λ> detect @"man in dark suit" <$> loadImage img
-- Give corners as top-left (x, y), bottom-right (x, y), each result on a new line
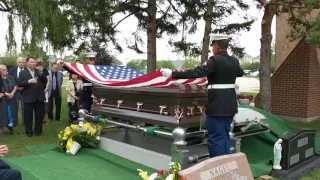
top-left (48, 62), bottom-right (63, 121)
top-left (0, 145), bottom-right (22, 180)
top-left (8, 57), bottom-right (26, 125)
top-left (18, 56), bottom-right (47, 137)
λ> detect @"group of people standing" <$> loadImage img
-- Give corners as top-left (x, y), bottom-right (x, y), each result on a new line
top-left (0, 52), bottom-right (96, 137)
top-left (0, 57), bottom-right (50, 136)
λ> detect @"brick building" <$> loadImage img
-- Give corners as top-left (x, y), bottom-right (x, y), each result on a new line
top-left (271, 11), bottom-right (320, 122)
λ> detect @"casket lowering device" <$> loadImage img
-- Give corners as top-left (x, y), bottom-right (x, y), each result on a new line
top-left (79, 86), bottom-right (270, 170)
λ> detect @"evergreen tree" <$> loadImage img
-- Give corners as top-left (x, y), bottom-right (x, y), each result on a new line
top-left (168, 0), bottom-right (255, 63)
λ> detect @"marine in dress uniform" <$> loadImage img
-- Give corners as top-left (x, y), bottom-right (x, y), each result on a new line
top-left (81, 52), bottom-right (97, 112)
top-left (161, 34), bottom-right (244, 158)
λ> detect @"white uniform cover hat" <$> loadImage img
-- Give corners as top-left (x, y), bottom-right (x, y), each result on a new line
top-left (84, 52), bottom-right (97, 58)
top-left (209, 34), bottom-right (231, 46)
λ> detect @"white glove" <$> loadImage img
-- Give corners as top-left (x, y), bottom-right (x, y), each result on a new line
top-left (235, 84), bottom-right (240, 94)
top-left (160, 68), bottom-right (172, 77)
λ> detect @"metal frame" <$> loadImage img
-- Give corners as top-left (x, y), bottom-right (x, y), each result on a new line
top-left (82, 112), bottom-right (271, 170)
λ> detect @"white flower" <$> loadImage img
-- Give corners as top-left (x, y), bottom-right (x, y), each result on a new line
top-left (148, 173), bottom-right (158, 180)
top-left (165, 174), bottom-right (174, 180)
top-left (96, 136), bottom-right (100, 141)
top-left (169, 162), bottom-right (174, 166)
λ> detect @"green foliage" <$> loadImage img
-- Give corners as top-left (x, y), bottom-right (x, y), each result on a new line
top-left (21, 44), bottom-right (48, 61)
top-left (306, 10), bottom-right (320, 46)
top-left (111, 59), bottom-right (123, 66)
top-left (270, 54), bottom-right (276, 72)
top-left (110, 0), bottom-right (181, 54)
top-left (182, 58), bottom-right (201, 69)
top-left (126, 60), bottom-right (147, 71)
top-left (156, 60), bottom-right (175, 70)
top-left (241, 61), bottom-right (260, 71)
top-left (0, 52), bottom-right (27, 69)
top-left (2, 0), bottom-right (115, 54)
top-left (279, 0), bottom-right (320, 45)
top-left (126, 59), bottom-right (175, 71)
top-left (3, 0), bottom-right (72, 52)
top-left (169, 0), bottom-right (255, 58)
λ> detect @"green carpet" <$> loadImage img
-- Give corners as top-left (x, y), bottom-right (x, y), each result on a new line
top-left (3, 106), bottom-right (319, 179)
top-left (5, 144), bottom-right (155, 180)
top-left (239, 105), bottom-right (320, 177)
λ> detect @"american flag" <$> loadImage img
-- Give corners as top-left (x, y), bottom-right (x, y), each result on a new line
top-left (60, 61), bottom-right (208, 90)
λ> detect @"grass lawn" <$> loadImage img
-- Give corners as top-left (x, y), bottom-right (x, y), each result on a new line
top-left (0, 85), bottom-right (319, 179)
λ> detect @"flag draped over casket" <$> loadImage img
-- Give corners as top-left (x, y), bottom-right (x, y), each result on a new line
top-left (60, 61), bottom-right (208, 90)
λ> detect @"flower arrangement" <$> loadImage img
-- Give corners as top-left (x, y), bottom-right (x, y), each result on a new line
top-left (237, 94), bottom-right (253, 101)
top-left (137, 162), bottom-right (182, 180)
top-left (57, 121), bottom-right (102, 155)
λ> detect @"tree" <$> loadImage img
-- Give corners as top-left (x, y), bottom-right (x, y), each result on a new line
top-left (87, 39), bottom-right (117, 65)
top-left (112, 59), bottom-right (123, 66)
top-left (1, 0), bottom-right (116, 55)
top-left (110, 0), bottom-right (182, 73)
top-left (156, 60), bottom-right (175, 70)
top-left (170, 0), bottom-right (255, 63)
top-left (200, 0), bottom-right (214, 64)
top-left (2, 0), bottom-right (71, 53)
top-left (126, 60), bottom-right (147, 71)
top-left (255, 0), bottom-right (320, 112)
top-left (182, 58), bottom-right (201, 70)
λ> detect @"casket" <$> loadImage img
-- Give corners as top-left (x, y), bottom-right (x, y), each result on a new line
top-left (82, 85), bottom-right (270, 170)
top-left (91, 86), bottom-right (207, 128)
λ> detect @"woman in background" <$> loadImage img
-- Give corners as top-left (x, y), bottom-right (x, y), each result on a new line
top-left (36, 59), bottom-right (50, 124)
top-left (0, 64), bottom-right (18, 134)
top-left (66, 72), bottom-right (83, 124)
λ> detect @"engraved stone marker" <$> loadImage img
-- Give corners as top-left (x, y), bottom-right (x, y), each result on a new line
top-left (278, 128), bottom-right (316, 170)
top-left (179, 152), bottom-right (254, 180)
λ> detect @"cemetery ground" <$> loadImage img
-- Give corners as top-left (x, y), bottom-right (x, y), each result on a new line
top-left (0, 78), bottom-right (319, 179)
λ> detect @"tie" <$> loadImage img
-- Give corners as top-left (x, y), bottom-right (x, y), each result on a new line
top-left (17, 68), bottom-right (22, 78)
top-left (53, 73), bottom-right (56, 90)
top-left (30, 70), bottom-right (34, 78)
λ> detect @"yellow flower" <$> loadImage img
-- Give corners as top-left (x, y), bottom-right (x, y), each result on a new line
top-left (70, 124), bottom-right (78, 130)
top-left (137, 169), bottom-right (149, 180)
top-left (89, 127), bottom-right (97, 136)
top-left (62, 128), bottom-right (72, 140)
top-left (83, 122), bottom-right (91, 131)
top-left (58, 134), bottom-right (61, 139)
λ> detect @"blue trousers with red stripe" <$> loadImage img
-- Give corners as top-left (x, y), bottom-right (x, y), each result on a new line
top-left (205, 115), bottom-right (234, 158)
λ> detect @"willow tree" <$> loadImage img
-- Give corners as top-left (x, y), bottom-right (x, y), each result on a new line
top-left (1, 0), bottom-right (71, 53)
top-left (1, 0), bottom-right (115, 55)
top-left (255, 0), bottom-right (320, 112)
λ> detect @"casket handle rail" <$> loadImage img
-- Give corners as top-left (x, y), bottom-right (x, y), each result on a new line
top-left (137, 102), bottom-right (143, 111)
top-left (117, 100), bottom-right (123, 108)
top-left (99, 98), bottom-right (105, 106)
top-left (186, 106), bottom-right (195, 116)
top-left (197, 105), bottom-right (204, 114)
top-left (159, 105), bottom-right (168, 115)
top-left (92, 94), bottom-right (98, 106)
top-left (174, 104), bottom-right (183, 122)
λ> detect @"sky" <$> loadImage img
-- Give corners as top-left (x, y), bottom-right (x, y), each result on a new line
top-left (0, 1), bottom-right (276, 64)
